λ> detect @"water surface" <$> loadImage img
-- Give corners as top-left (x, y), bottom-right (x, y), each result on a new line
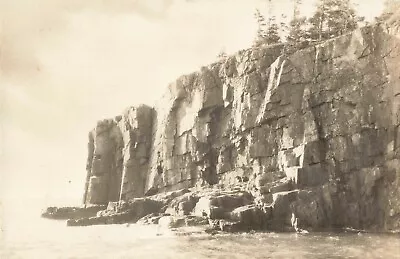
top-left (2, 215), bottom-right (400, 259)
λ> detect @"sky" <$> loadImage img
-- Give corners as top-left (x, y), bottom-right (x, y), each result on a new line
top-left (0, 0), bottom-right (386, 211)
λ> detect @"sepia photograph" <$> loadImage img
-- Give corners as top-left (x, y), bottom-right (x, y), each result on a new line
top-left (1, 0), bottom-right (400, 258)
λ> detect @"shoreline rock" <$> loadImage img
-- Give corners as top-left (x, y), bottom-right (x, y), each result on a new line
top-left (49, 186), bottom-right (315, 233)
top-left (41, 205), bottom-right (106, 220)
top-left (46, 186), bottom-right (400, 234)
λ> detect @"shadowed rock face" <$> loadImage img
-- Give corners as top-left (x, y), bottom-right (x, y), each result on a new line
top-left (82, 24), bottom-right (400, 232)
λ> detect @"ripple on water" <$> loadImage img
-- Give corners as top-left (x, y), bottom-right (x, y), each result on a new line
top-left (2, 220), bottom-right (400, 259)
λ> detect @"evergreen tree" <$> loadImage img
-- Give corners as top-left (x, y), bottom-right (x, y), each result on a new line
top-left (264, 0), bottom-right (281, 45)
top-left (253, 8), bottom-right (268, 46)
top-left (308, 0), bottom-right (361, 41)
top-left (283, 0), bottom-right (309, 53)
top-left (253, 2), bottom-right (282, 47)
top-left (264, 15), bottom-right (282, 45)
top-left (285, 16), bottom-right (309, 53)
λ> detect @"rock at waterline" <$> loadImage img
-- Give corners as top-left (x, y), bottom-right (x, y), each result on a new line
top-left (41, 206), bottom-right (106, 220)
top-left (67, 198), bottom-right (164, 226)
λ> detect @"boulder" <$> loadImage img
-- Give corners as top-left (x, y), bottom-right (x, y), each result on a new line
top-left (115, 198), bottom-right (164, 221)
top-left (218, 220), bottom-right (243, 232)
top-left (194, 191), bottom-right (253, 218)
top-left (269, 179), bottom-right (294, 194)
top-left (158, 216), bottom-right (187, 229)
top-left (158, 215), bottom-right (209, 229)
top-left (290, 190), bottom-right (328, 230)
top-left (164, 193), bottom-right (200, 216)
top-left (229, 205), bottom-right (266, 229)
top-left (137, 213), bottom-right (164, 225)
top-left (269, 190), bottom-right (299, 231)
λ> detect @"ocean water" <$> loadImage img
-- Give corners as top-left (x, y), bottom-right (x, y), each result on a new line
top-left (1, 197), bottom-right (400, 259)
top-left (2, 214), bottom-right (400, 259)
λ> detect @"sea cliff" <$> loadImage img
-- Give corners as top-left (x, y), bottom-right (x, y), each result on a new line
top-left (49, 23), bottom-right (400, 233)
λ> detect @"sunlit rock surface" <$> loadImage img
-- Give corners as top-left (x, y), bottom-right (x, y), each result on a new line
top-left (83, 105), bottom-right (154, 204)
top-left (80, 24), bottom-right (400, 232)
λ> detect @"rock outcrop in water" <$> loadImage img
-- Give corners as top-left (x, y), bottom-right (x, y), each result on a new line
top-left (73, 23), bottom-right (400, 233)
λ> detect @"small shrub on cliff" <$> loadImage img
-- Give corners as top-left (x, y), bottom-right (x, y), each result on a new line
top-left (217, 48), bottom-right (228, 61)
top-left (375, 0), bottom-right (400, 24)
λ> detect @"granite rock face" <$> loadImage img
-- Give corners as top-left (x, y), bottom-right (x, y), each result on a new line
top-left (82, 25), bottom-right (400, 232)
top-left (83, 106), bottom-right (154, 204)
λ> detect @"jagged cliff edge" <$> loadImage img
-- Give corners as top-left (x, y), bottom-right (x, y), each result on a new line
top-left (79, 24), bottom-right (400, 232)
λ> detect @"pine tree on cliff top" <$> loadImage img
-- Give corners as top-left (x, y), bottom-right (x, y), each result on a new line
top-left (308, 0), bottom-right (361, 41)
top-left (253, 8), bottom-right (268, 46)
top-left (264, 0), bottom-right (281, 45)
top-left (285, 16), bottom-right (309, 53)
top-left (253, 0), bottom-right (282, 47)
top-left (284, 0), bottom-right (309, 53)
top-left (253, 10), bottom-right (281, 47)
top-left (265, 15), bottom-right (282, 45)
